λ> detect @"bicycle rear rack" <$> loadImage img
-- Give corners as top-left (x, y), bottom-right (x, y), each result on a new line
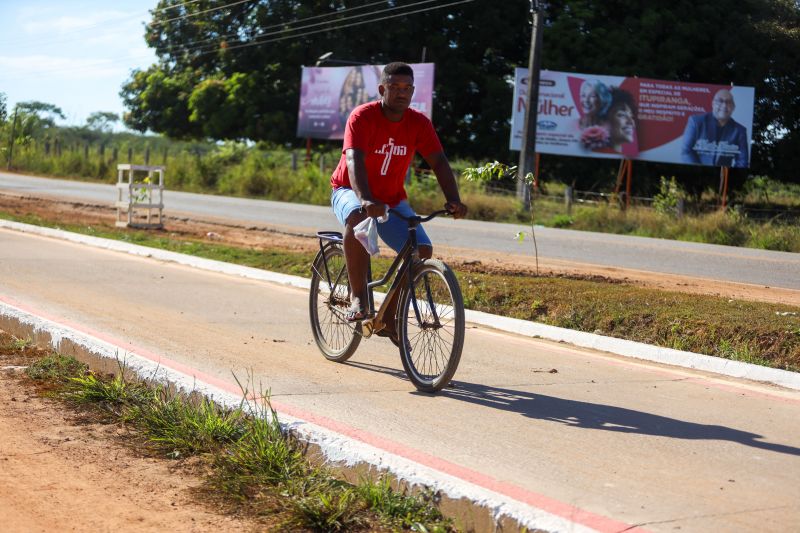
top-left (317, 231), bottom-right (343, 244)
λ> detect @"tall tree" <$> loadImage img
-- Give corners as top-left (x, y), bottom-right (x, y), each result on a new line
top-left (86, 111), bottom-right (120, 133)
top-left (121, 0), bottom-right (800, 186)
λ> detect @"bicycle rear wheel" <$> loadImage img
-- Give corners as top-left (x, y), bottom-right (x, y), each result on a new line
top-left (397, 259), bottom-right (464, 392)
top-left (309, 245), bottom-right (361, 362)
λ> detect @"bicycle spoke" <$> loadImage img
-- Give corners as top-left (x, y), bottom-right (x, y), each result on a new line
top-left (310, 246), bottom-right (360, 361)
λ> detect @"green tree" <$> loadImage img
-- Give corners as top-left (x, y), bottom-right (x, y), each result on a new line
top-left (121, 0), bottom-right (800, 188)
top-left (543, 0), bottom-right (800, 188)
top-left (12, 101), bottom-right (65, 141)
top-left (86, 111), bottom-right (120, 132)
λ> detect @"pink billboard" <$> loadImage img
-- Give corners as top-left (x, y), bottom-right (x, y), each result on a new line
top-left (510, 69), bottom-right (755, 168)
top-left (297, 63), bottom-right (435, 140)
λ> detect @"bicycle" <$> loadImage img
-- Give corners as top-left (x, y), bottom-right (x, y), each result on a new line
top-left (309, 209), bottom-right (465, 392)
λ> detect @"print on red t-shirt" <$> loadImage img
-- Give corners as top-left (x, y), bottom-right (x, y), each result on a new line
top-left (330, 101), bottom-right (443, 207)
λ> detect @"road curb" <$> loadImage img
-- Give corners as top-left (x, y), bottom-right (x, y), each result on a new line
top-left (2, 218), bottom-right (798, 391)
top-left (0, 297), bottom-right (605, 533)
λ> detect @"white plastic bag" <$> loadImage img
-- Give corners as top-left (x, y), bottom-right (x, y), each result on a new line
top-left (354, 217), bottom-right (380, 256)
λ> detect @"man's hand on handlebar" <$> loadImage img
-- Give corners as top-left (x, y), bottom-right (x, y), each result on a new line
top-left (361, 199), bottom-right (387, 219)
top-left (445, 200), bottom-right (468, 219)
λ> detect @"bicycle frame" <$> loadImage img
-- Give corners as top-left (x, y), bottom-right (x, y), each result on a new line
top-left (315, 209), bottom-right (448, 337)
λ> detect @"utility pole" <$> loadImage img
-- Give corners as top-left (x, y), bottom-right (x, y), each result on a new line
top-left (6, 104), bottom-right (18, 170)
top-left (517, 1), bottom-right (544, 206)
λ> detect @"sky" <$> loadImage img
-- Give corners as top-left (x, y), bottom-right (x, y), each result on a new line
top-left (0, 0), bottom-right (158, 127)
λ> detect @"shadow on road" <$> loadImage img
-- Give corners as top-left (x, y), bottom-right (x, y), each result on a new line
top-left (346, 361), bottom-right (800, 457)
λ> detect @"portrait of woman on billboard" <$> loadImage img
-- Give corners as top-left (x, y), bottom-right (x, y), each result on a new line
top-left (578, 84), bottom-right (638, 156)
top-left (338, 66), bottom-right (380, 129)
top-left (605, 87), bottom-right (638, 154)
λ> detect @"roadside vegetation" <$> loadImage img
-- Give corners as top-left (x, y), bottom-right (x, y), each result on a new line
top-left (1, 208), bottom-right (797, 372)
top-left (0, 330), bottom-right (453, 532)
top-left (4, 131), bottom-right (799, 252)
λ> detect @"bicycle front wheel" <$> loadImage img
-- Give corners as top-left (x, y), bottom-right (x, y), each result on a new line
top-left (309, 245), bottom-right (361, 362)
top-left (397, 259), bottom-right (465, 392)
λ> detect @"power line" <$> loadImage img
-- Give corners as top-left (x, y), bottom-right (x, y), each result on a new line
top-left (0, 0), bottom-right (474, 83)
top-left (191, 0), bottom-right (475, 56)
top-left (2, 0), bottom-right (240, 51)
top-left (150, 0), bottom-right (257, 28)
top-left (152, 0), bottom-right (447, 57)
top-left (148, 0), bottom-right (390, 57)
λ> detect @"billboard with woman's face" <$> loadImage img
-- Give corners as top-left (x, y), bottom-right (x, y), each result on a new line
top-left (510, 69), bottom-right (755, 168)
top-left (297, 63), bottom-right (435, 139)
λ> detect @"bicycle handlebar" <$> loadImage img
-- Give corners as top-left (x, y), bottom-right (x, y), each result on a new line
top-left (387, 208), bottom-right (451, 224)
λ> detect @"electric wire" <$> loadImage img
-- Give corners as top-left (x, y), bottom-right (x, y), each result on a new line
top-left (147, 0), bottom-right (390, 57)
top-left (0, 0), bottom-right (473, 82)
top-left (173, 0), bottom-right (474, 56)
top-left (0, 0), bottom-right (208, 49)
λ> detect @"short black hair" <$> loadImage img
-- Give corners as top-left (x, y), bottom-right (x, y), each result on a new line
top-left (381, 62), bottom-right (414, 83)
top-left (607, 87), bottom-right (637, 117)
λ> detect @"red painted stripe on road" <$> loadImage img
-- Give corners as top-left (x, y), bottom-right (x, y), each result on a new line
top-left (0, 293), bottom-right (646, 532)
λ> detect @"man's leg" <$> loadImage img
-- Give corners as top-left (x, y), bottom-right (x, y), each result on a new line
top-left (332, 187), bottom-right (372, 320)
top-left (344, 209), bottom-right (370, 319)
top-left (375, 201), bottom-right (433, 337)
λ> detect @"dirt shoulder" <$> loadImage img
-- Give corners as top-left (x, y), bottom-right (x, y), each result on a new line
top-left (0, 339), bottom-right (262, 532)
top-left (1, 191), bottom-right (797, 305)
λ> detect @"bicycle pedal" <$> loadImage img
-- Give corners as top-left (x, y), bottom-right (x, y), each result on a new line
top-left (360, 318), bottom-right (375, 338)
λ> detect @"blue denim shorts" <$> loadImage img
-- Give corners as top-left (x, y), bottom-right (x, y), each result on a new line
top-left (331, 187), bottom-right (432, 252)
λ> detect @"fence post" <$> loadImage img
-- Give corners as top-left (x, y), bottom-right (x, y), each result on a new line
top-left (162, 147), bottom-right (168, 165)
top-left (676, 198), bottom-right (685, 218)
top-left (84, 143), bottom-right (89, 160)
top-left (45, 141), bottom-right (51, 155)
top-left (112, 146), bottom-right (118, 162)
top-left (565, 186), bottom-right (573, 215)
top-left (145, 147), bottom-right (150, 165)
top-left (291, 152), bottom-right (298, 171)
top-left (128, 147), bottom-right (133, 162)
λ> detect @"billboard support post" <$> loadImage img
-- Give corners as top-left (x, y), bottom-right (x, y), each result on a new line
top-left (614, 159), bottom-right (633, 210)
top-left (625, 159), bottom-right (633, 210)
top-left (305, 138), bottom-right (311, 163)
top-left (517, 1), bottom-right (544, 207)
top-left (720, 166), bottom-right (729, 210)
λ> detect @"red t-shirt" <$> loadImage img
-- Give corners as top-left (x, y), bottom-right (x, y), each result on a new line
top-left (330, 101), bottom-right (443, 206)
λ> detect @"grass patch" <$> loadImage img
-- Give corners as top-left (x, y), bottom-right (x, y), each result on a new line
top-left (26, 353), bottom-right (88, 382)
top-left (5, 333), bottom-right (455, 531)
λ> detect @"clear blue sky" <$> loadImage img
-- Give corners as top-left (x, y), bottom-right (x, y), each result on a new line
top-left (0, 0), bottom-right (157, 127)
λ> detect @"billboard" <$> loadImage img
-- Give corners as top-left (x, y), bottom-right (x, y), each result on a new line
top-left (297, 63), bottom-right (435, 140)
top-left (510, 69), bottom-right (755, 168)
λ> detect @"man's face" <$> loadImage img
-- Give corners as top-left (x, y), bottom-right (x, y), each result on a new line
top-left (379, 74), bottom-right (414, 113)
top-left (712, 90), bottom-right (735, 123)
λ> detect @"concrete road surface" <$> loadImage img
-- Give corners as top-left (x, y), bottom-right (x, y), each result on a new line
top-left (1, 226), bottom-right (798, 532)
top-left (2, 171), bottom-right (799, 290)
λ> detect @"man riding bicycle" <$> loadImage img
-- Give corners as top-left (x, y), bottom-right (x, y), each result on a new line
top-left (330, 61), bottom-right (468, 334)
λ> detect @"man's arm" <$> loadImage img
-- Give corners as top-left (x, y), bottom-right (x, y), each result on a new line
top-left (680, 115), bottom-right (701, 164)
top-left (423, 151), bottom-right (468, 218)
top-left (345, 148), bottom-right (385, 217)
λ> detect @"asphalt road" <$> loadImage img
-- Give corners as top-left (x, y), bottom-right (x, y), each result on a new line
top-left (1, 171), bottom-right (799, 290)
top-left (1, 227), bottom-right (799, 532)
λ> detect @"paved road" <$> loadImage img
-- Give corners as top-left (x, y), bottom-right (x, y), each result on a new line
top-left (1, 171), bottom-right (799, 290)
top-left (2, 227), bottom-right (799, 532)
